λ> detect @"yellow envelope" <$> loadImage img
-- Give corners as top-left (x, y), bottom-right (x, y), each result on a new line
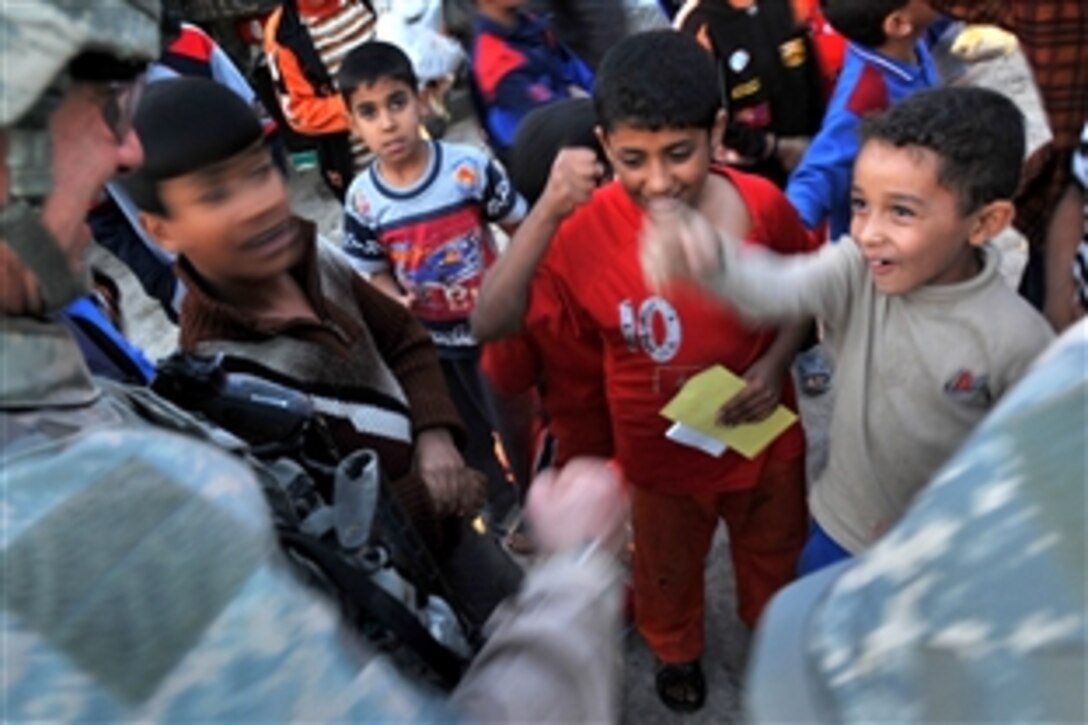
top-left (660, 365), bottom-right (797, 460)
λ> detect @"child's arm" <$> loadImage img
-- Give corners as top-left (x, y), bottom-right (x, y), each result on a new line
top-left (641, 201), bottom-right (857, 324)
top-left (477, 154), bottom-right (528, 236)
top-left (343, 186), bottom-right (413, 304)
top-left (559, 46), bottom-right (596, 94)
top-left (414, 428), bottom-right (486, 517)
top-left (367, 270), bottom-right (413, 308)
top-left (264, 40), bottom-right (350, 136)
top-left (348, 272), bottom-right (488, 516)
top-left (784, 106), bottom-right (862, 232)
top-left (718, 321), bottom-right (810, 425)
top-left (472, 147), bottom-right (603, 341)
top-left (350, 274), bottom-right (460, 434)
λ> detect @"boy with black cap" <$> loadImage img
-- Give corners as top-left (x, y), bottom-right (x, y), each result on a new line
top-left (122, 76), bottom-right (521, 628)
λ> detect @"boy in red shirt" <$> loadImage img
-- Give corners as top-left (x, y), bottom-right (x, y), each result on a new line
top-left (472, 30), bottom-right (812, 712)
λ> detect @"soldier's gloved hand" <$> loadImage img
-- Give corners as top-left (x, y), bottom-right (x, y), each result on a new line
top-left (415, 428), bottom-right (484, 517)
top-left (527, 457), bottom-right (628, 557)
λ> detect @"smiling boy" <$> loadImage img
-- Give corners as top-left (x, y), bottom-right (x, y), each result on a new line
top-left (642, 85), bottom-right (1054, 577)
top-left (338, 41), bottom-right (528, 532)
top-left (473, 30), bottom-right (814, 712)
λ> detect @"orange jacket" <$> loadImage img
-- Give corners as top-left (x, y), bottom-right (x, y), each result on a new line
top-left (263, 4), bottom-right (355, 136)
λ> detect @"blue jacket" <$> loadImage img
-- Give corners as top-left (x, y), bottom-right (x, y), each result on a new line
top-left (471, 11), bottom-right (594, 154)
top-left (58, 296), bottom-right (156, 385)
top-left (787, 41), bottom-right (939, 239)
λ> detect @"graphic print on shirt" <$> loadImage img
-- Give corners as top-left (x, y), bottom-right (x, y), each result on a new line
top-left (618, 296), bottom-right (682, 363)
top-left (342, 141), bottom-right (526, 354)
top-left (943, 368), bottom-right (992, 406)
top-left (384, 204), bottom-right (496, 324)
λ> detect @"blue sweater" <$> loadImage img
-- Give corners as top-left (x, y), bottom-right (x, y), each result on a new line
top-left (471, 12), bottom-right (594, 155)
top-left (786, 41), bottom-right (939, 239)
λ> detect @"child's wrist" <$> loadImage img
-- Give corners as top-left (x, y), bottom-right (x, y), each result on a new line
top-left (539, 192), bottom-right (572, 222)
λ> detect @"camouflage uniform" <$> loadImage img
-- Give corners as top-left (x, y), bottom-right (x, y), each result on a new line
top-left (0, 319), bottom-right (456, 720)
top-left (1, 312), bottom-right (623, 722)
top-left (1, 2), bottom-right (622, 721)
top-left (748, 320), bottom-right (1088, 722)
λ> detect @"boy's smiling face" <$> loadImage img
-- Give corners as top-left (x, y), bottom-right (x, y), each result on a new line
top-left (346, 77), bottom-right (425, 170)
top-left (598, 120), bottom-right (720, 210)
top-left (849, 139), bottom-right (1002, 295)
top-left (143, 143), bottom-right (300, 290)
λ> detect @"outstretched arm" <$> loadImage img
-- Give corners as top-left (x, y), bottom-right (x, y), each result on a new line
top-left (640, 200), bottom-right (858, 324)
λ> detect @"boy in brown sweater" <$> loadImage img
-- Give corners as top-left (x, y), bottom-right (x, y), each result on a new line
top-left (122, 77), bottom-right (521, 626)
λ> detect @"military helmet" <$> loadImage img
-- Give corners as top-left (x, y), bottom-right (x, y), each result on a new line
top-left (0, 0), bottom-right (162, 312)
top-left (0, 0), bottom-right (162, 127)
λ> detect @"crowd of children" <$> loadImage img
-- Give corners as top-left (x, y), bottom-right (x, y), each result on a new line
top-left (90, 0), bottom-right (1081, 716)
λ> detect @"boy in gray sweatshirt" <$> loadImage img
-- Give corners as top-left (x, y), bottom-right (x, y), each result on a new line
top-left (641, 86), bottom-right (1054, 575)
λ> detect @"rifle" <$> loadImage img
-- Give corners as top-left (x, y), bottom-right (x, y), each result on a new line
top-left (152, 352), bottom-right (482, 688)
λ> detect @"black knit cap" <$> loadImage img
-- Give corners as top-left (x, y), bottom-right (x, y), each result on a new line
top-left (123, 77), bottom-right (264, 212)
top-left (509, 97), bottom-right (604, 206)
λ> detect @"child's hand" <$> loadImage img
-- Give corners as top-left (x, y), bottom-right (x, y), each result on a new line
top-left (539, 147), bottom-right (605, 220)
top-left (717, 355), bottom-right (786, 426)
top-left (415, 428), bottom-right (486, 517)
top-left (640, 200), bottom-right (724, 291)
top-left (951, 24), bottom-right (1018, 62)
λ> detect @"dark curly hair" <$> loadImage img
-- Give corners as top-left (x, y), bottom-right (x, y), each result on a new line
top-left (858, 86), bottom-right (1025, 214)
top-left (822, 0), bottom-right (910, 47)
top-left (593, 30), bottom-right (720, 134)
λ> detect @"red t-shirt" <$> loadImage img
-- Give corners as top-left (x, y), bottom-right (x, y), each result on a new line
top-left (526, 167), bottom-right (813, 495)
top-left (481, 280), bottom-right (613, 465)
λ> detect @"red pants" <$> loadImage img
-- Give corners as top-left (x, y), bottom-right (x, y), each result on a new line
top-left (631, 456), bottom-right (808, 663)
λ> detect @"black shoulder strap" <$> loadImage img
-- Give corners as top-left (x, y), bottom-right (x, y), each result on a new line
top-left (279, 531), bottom-right (467, 689)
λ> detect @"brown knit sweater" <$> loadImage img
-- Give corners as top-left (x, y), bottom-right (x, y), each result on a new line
top-left (176, 218), bottom-right (466, 549)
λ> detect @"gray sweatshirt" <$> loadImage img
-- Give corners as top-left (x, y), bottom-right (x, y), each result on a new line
top-left (707, 238), bottom-right (1053, 553)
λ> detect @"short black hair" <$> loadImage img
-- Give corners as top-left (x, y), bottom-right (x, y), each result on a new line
top-left (858, 86), bottom-right (1025, 214)
top-left (121, 77), bottom-right (265, 215)
top-left (337, 40), bottom-right (419, 107)
top-left (593, 30), bottom-right (720, 134)
top-left (822, 0), bottom-right (908, 47)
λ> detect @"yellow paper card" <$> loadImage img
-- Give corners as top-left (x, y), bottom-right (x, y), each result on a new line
top-left (660, 365), bottom-right (797, 460)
